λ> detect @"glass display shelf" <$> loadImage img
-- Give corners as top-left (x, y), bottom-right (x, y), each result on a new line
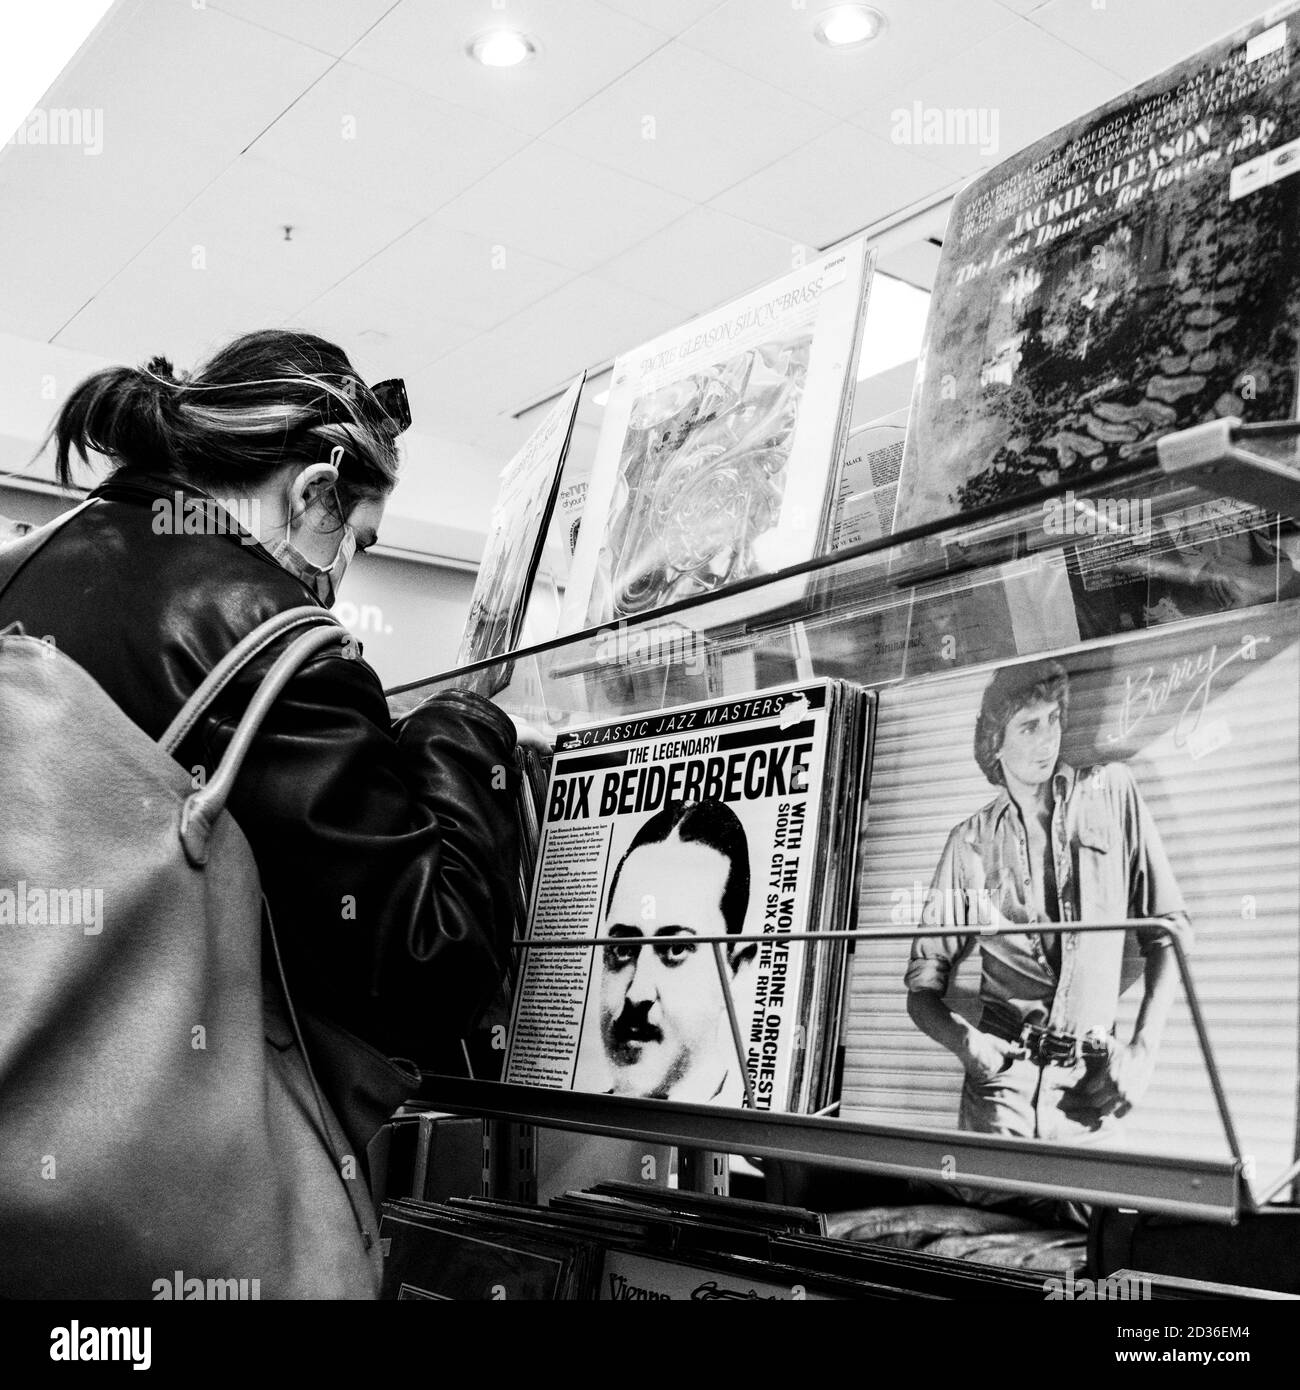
top-left (388, 418), bottom-right (1300, 732)
top-left (389, 419), bottom-right (1300, 1222)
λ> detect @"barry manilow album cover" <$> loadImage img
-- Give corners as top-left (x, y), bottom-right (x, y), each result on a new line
top-left (503, 680), bottom-right (871, 1115)
top-left (893, 5), bottom-right (1300, 542)
top-left (840, 599), bottom-right (1300, 1196)
top-left (562, 243), bottom-right (873, 634)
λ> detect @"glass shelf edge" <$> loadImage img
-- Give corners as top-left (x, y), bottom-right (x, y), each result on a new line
top-left (415, 1076), bottom-right (1242, 1223)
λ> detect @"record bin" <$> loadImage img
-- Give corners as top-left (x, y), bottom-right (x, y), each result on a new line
top-left (387, 420), bottom-right (1300, 1246)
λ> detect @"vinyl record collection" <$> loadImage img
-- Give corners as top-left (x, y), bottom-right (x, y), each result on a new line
top-left (402, 4), bottom-right (1300, 1302)
top-left (378, 1181), bottom-right (1198, 1301)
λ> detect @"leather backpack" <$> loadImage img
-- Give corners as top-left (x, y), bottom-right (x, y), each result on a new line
top-left (0, 504), bottom-right (417, 1298)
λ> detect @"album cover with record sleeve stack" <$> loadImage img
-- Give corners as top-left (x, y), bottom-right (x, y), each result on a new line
top-left (502, 679), bottom-right (875, 1116)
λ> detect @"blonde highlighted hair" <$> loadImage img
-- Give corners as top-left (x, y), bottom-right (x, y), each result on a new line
top-left (49, 330), bottom-right (401, 521)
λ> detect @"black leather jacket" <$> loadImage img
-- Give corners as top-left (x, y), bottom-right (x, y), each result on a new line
top-left (0, 470), bottom-right (519, 1067)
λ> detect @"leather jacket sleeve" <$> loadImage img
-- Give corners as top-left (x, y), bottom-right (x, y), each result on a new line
top-left (197, 648), bottom-right (520, 1067)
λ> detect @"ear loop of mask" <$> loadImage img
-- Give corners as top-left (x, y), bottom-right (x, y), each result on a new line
top-left (282, 456), bottom-right (342, 539)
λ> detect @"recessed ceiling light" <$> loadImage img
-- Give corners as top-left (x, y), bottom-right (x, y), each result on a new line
top-left (813, 5), bottom-right (884, 50)
top-left (468, 29), bottom-right (535, 68)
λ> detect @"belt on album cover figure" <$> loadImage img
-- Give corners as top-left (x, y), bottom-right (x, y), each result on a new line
top-left (904, 658), bottom-right (1191, 1210)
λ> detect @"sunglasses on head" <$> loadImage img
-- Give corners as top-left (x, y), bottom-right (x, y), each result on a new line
top-left (368, 378), bottom-right (411, 436)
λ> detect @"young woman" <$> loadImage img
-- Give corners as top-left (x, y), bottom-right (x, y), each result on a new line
top-left (0, 329), bottom-right (520, 1072)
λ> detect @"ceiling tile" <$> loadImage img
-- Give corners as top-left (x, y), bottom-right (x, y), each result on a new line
top-left (11, 1), bottom-right (332, 172)
top-left (288, 279), bottom-right (478, 384)
top-left (407, 272), bottom-right (680, 429)
top-left (710, 122), bottom-right (958, 248)
top-left (153, 154), bottom-right (422, 266)
top-left (467, 414), bottom-right (542, 457)
top-left (0, 188), bottom-right (166, 340)
top-left (125, 155), bottom-right (424, 321)
top-left (0, 0), bottom-right (332, 337)
top-left (331, 220), bottom-right (576, 333)
top-left (481, 274), bottom-right (684, 402)
top-left (595, 207), bottom-right (805, 314)
top-left (545, 41), bottom-right (834, 202)
top-left (0, 130), bottom-right (211, 233)
top-left (854, 17), bottom-right (1129, 177)
top-left (345, 0), bottom-right (668, 136)
top-left (598, 0), bottom-right (727, 36)
top-left (404, 333), bottom-right (535, 437)
top-left (208, 0), bottom-right (397, 57)
top-left (434, 142), bottom-right (693, 272)
top-left (53, 253), bottom-right (284, 369)
top-left (678, 0), bottom-right (1019, 120)
top-left (245, 61), bottom-right (532, 216)
top-left (1030, 0), bottom-right (1282, 84)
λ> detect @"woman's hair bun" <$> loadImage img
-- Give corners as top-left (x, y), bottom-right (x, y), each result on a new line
top-left (143, 354), bottom-right (177, 383)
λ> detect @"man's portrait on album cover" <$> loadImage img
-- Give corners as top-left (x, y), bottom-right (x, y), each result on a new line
top-left (575, 798), bottom-right (755, 1104)
top-left (904, 657), bottom-right (1191, 1145)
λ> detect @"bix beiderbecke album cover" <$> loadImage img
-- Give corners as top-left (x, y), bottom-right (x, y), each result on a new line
top-left (503, 680), bottom-right (874, 1114)
top-left (561, 242), bottom-right (875, 633)
top-left (892, 5), bottom-right (1300, 543)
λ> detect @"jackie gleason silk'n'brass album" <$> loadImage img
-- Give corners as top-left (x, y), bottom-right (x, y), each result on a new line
top-left (563, 243), bottom-right (874, 633)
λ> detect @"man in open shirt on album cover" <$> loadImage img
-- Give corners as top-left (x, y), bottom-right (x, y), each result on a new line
top-left (905, 658), bottom-right (1191, 1145)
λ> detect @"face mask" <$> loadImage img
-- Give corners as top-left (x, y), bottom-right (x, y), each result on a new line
top-left (266, 482), bottom-right (357, 608)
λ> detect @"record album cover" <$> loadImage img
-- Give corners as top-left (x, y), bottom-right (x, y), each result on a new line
top-left (456, 372), bottom-right (585, 667)
top-left (502, 680), bottom-right (871, 1113)
top-left (830, 407), bottom-right (909, 552)
top-left (562, 243), bottom-right (874, 632)
top-left (840, 600), bottom-right (1300, 1193)
top-left (893, 7), bottom-right (1300, 540)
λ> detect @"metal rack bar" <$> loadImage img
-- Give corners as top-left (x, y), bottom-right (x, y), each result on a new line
top-left (416, 1076), bottom-right (1242, 1223)
top-left (450, 917), bottom-right (1253, 1221)
top-left (511, 918), bottom-right (1185, 947)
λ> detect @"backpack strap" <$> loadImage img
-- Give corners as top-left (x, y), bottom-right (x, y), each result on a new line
top-left (159, 605), bottom-right (340, 755)
top-left (176, 616), bottom-right (348, 866)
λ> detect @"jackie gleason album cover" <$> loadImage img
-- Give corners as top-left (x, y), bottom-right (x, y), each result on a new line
top-left (893, 4), bottom-right (1300, 538)
top-left (503, 680), bottom-right (873, 1115)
